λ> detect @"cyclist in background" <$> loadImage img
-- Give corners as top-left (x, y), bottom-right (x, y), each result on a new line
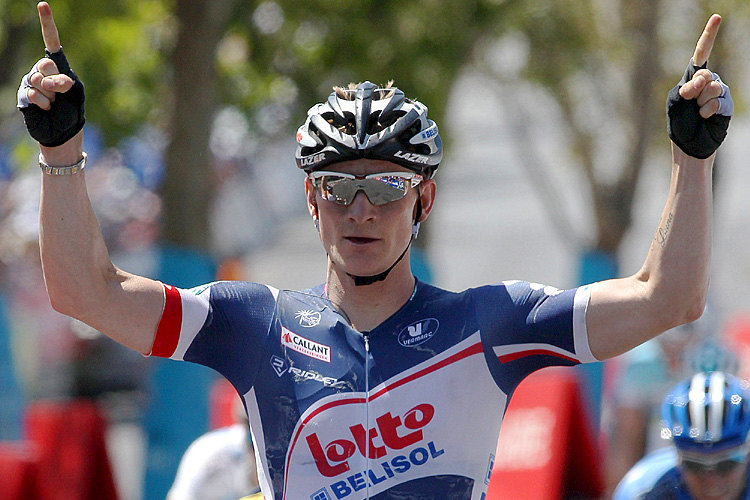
top-left (605, 310), bottom-right (739, 494)
top-left (613, 371), bottom-right (750, 500)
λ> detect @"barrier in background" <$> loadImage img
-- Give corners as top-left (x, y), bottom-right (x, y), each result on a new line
top-left (486, 367), bottom-right (604, 499)
top-left (26, 400), bottom-right (117, 500)
top-left (0, 400), bottom-right (118, 500)
top-left (0, 442), bottom-right (40, 500)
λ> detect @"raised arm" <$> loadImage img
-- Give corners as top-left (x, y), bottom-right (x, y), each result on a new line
top-left (21, 2), bottom-right (163, 354)
top-left (586, 15), bottom-right (729, 360)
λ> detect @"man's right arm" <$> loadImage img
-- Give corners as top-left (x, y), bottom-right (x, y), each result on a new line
top-left (28, 2), bottom-right (163, 354)
top-left (39, 134), bottom-right (163, 354)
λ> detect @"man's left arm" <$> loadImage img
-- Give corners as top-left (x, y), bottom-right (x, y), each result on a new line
top-left (586, 14), bottom-right (730, 360)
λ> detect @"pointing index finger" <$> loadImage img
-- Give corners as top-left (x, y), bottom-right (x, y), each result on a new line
top-left (692, 14), bottom-right (721, 67)
top-left (37, 2), bottom-right (61, 53)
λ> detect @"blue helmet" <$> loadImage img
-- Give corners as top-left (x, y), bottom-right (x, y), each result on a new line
top-left (661, 371), bottom-right (750, 455)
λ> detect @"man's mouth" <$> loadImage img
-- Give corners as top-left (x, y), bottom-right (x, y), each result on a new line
top-left (345, 237), bottom-right (378, 244)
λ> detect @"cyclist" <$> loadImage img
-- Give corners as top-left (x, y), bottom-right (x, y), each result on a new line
top-left (605, 311), bottom-right (739, 494)
top-left (613, 371), bottom-right (750, 500)
top-left (18, 2), bottom-right (733, 499)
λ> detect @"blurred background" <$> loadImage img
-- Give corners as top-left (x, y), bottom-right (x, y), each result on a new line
top-left (2, 0), bottom-right (750, 499)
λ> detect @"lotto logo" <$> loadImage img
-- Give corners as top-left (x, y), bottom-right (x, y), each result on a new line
top-left (306, 403), bottom-right (435, 477)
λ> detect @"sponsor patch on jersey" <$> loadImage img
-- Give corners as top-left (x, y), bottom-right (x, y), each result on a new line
top-left (282, 327), bottom-right (331, 362)
top-left (397, 318), bottom-right (439, 347)
top-left (296, 309), bottom-right (322, 327)
top-left (271, 355), bottom-right (288, 376)
top-left (310, 488), bottom-right (332, 500)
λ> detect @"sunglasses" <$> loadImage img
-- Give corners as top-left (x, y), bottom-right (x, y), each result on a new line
top-left (309, 171), bottom-right (423, 206)
top-left (680, 448), bottom-right (750, 475)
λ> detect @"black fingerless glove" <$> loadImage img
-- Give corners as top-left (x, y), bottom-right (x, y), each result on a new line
top-left (666, 60), bottom-right (730, 159)
top-left (19, 48), bottom-right (86, 147)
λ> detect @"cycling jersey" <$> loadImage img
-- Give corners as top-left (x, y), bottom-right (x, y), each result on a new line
top-left (150, 278), bottom-right (596, 500)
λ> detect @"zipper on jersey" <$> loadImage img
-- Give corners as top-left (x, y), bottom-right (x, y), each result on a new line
top-left (363, 330), bottom-right (370, 498)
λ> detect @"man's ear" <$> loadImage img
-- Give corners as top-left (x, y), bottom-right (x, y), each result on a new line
top-left (305, 177), bottom-right (318, 219)
top-left (416, 179), bottom-right (437, 222)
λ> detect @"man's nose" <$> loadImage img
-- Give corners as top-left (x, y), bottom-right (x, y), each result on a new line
top-left (347, 190), bottom-right (376, 220)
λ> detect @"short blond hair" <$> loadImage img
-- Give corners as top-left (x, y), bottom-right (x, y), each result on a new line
top-left (333, 80), bottom-right (396, 100)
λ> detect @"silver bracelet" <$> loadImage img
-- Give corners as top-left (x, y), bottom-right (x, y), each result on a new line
top-left (39, 152), bottom-right (87, 175)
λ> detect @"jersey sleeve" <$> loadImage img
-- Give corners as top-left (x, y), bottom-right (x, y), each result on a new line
top-left (148, 281), bottom-right (277, 391)
top-left (476, 281), bottom-right (597, 392)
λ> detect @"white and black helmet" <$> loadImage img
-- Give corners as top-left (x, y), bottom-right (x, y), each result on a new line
top-left (295, 81), bottom-right (443, 178)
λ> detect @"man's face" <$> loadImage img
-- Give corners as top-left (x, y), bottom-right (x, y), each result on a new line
top-left (681, 457), bottom-right (748, 500)
top-left (305, 159), bottom-right (434, 279)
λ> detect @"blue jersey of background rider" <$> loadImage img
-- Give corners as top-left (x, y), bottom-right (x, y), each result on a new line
top-left (613, 371), bottom-right (750, 500)
top-left (150, 278), bottom-right (594, 499)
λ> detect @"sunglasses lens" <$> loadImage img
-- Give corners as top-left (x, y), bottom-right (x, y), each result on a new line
top-left (319, 176), bottom-right (357, 204)
top-left (683, 458), bottom-right (745, 475)
top-left (364, 175), bottom-right (409, 205)
top-left (315, 174), bottom-right (412, 205)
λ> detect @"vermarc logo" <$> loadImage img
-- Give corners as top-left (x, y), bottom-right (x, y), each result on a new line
top-left (397, 318), bottom-right (439, 347)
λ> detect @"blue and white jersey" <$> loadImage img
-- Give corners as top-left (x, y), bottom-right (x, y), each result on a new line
top-left (149, 279), bottom-right (596, 500)
top-left (613, 447), bottom-right (750, 500)
top-left (613, 448), bottom-right (680, 500)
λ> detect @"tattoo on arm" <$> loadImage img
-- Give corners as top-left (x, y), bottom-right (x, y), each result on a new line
top-left (654, 211), bottom-right (674, 249)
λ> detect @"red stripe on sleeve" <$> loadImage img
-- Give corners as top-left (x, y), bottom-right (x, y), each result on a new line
top-left (498, 349), bottom-right (580, 365)
top-left (150, 283), bottom-right (183, 358)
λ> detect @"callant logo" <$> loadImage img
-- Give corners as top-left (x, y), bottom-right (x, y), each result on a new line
top-left (281, 327), bottom-right (331, 362)
top-left (397, 318), bottom-right (439, 347)
top-left (306, 403), bottom-right (437, 478)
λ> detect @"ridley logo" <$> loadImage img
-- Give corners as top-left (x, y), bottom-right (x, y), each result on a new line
top-left (270, 355), bottom-right (288, 377)
top-left (398, 319), bottom-right (439, 347)
top-left (281, 327), bottom-right (331, 362)
top-left (306, 403), bottom-right (436, 477)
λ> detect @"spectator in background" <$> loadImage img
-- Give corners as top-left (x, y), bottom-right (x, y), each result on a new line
top-left (167, 400), bottom-right (260, 500)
